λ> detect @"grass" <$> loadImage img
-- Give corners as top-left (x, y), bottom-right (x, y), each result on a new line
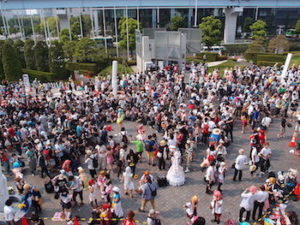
top-left (290, 54), bottom-right (300, 66)
top-left (98, 64), bottom-right (133, 76)
top-left (207, 60), bottom-right (242, 76)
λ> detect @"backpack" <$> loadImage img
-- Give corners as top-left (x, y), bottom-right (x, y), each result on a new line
top-left (202, 123), bottom-right (209, 134)
top-left (91, 156), bottom-right (98, 169)
top-left (148, 184), bottom-right (157, 197)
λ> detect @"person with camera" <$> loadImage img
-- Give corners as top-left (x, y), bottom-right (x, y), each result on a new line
top-left (138, 176), bottom-right (157, 212)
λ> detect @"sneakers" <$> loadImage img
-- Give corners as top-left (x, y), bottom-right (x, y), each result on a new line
top-left (185, 169), bottom-right (190, 173)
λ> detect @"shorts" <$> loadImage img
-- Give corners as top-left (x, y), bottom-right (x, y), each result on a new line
top-left (147, 152), bottom-right (154, 158)
top-left (61, 201), bottom-right (72, 209)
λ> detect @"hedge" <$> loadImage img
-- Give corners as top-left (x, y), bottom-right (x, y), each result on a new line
top-left (223, 44), bottom-right (249, 56)
top-left (257, 61), bottom-right (283, 67)
top-left (66, 62), bottom-right (98, 74)
top-left (244, 53), bottom-right (286, 64)
top-left (22, 69), bottom-right (53, 82)
top-left (195, 52), bottom-right (218, 62)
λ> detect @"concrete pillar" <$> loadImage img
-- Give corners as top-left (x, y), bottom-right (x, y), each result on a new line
top-left (152, 8), bottom-right (157, 28)
top-left (188, 8), bottom-right (192, 28)
top-left (223, 7), bottom-right (243, 44)
top-left (112, 60), bottom-right (118, 97)
top-left (171, 8), bottom-right (176, 18)
top-left (93, 10), bottom-right (99, 36)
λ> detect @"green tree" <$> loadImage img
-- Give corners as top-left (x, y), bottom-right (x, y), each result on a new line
top-left (246, 38), bottom-right (266, 53)
top-left (2, 40), bottom-right (22, 81)
top-left (119, 18), bottom-right (141, 55)
top-left (49, 40), bottom-right (67, 79)
top-left (24, 39), bottom-right (35, 69)
top-left (34, 41), bottom-right (49, 71)
top-left (14, 40), bottom-right (25, 68)
top-left (242, 17), bottom-right (254, 33)
top-left (63, 40), bottom-right (77, 62)
top-left (250, 20), bottom-right (267, 40)
top-left (199, 16), bottom-right (222, 49)
top-left (60, 28), bottom-right (78, 42)
top-left (168, 15), bottom-right (185, 31)
top-left (268, 35), bottom-right (289, 54)
top-left (81, 15), bottom-right (92, 37)
top-left (70, 17), bottom-right (81, 37)
top-left (0, 41), bottom-right (5, 80)
top-left (74, 38), bottom-right (104, 62)
top-left (295, 19), bottom-right (300, 34)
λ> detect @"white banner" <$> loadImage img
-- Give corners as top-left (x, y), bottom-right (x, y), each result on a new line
top-left (22, 74), bottom-right (30, 93)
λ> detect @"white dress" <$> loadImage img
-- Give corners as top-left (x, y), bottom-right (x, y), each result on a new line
top-left (167, 151), bottom-right (185, 186)
top-left (123, 172), bottom-right (135, 190)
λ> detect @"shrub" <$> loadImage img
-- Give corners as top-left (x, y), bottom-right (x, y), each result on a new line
top-left (244, 53), bottom-right (286, 64)
top-left (66, 62), bottom-right (98, 74)
top-left (257, 61), bottom-right (283, 67)
top-left (224, 44), bottom-right (249, 56)
top-left (22, 69), bottom-right (53, 82)
top-left (196, 52), bottom-right (218, 61)
top-left (216, 55), bottom-right (228, 61)
top-left (126, 59), bottom-right (137, 66)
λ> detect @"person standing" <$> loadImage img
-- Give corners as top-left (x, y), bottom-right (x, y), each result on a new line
top-left (239, 186), bottom-right (257, 222)
top-left (4, 199), bottom-right (16, 225)
top-left (260, 142), bottom-right (272, 174)
top-left (122, 166), bottom-right (135, 198)
top-left (84, 150), bottom-right (97, 178)
top-left (217, 162), bottom-right (227, 192)
top-left (277, 116), bottom-right (286, 138)
top-left (252, 185), bottom-right (269, 221)
top-left (233, 149), bottom-right (248, 181)
top-left (210, 190), bottom-right (223, 224)
top-left (205, 161), bottom-right (216, 194)
top-left (139, 176), bottom-right (157, 212)
top-left (112, 186), bottom-right (124, 218)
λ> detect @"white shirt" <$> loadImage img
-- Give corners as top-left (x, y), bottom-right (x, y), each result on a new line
top-left (254, 191), bottom-right (269, 203)
top-left (205, 166), bottom-right (215, 182)
top-left (210, 199), bottom-right (223, 214)
top-left (240, 191), bottom-right (255, 211)
top-left (235, 155), bottom-right (248, 170)
top-left (251, 148), bottom-right (259, 163)
top-left (4, 205), bottom-right (15, 221)
top-left (260, 147), bottom-right (272, 158)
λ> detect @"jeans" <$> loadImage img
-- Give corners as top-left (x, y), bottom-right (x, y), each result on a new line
top-left (239, 207), bottom-right (251, 222)
top-left (233, 168), bottom-right (243, 181)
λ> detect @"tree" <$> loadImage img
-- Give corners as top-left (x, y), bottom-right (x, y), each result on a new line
top-left (70, 17), bottom-right (81, 37)
top-left (250, 20), bottom-right (267, 40)
top-left (0, 41), bottom-right (6, 80)
top-left (34, 41), bottom-right (49, 71)
top-left (60, 28), bottom-right (78, 42)
top-left (168, 15), bottom-right (185, 31)
top-left (24, 39), bottom-right (35, 69)
top-left (63, 40), bottom-right (77, 62)
top-left (119, 18), bottom-right (141, 55)
top-left (246, 38), bottom-right (266, 53)
top-left (2, 40), bottom-right (22, 81)
top-left (49, 41), bottom-right (67, 79)
top-left (74, 38), bottom-right (104, 62)
top-left (295, 19), bottom-right (300, 34)
top-left (268, 35), bottom-right (289, 54)
top-left (14, 40), bottom-right (25, 68)
top-left (242, 17), bottom-right (254, 33)
top-left (199, 16), bottom-right (222, 49)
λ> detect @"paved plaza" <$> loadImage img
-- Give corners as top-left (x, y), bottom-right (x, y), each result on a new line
top-left (7, 118), bottom-right (300, 225)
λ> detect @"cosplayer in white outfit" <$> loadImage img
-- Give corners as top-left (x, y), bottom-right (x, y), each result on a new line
top-left (167, 151), bottom-right (185, 186)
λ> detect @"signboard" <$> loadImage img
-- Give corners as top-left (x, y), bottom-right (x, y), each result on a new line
top-left (22, 74), bottom-right (30, 93)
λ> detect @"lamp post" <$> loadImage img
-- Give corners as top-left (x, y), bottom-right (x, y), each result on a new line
top-left (194, 0), bottom-right (198, 27)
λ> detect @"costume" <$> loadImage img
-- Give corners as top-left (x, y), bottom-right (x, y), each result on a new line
top-left (166, 151), bottom-right (185, 186)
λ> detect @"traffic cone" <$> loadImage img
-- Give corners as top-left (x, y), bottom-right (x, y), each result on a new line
top-left (289, 132), bottom-right (297, 148)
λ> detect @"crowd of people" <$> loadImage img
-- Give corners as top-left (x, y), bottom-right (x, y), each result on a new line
top-left (1, 62), bottom-right (299, 225)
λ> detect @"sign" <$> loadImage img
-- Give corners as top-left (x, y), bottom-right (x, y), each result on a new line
top-left (22, 74), bottom-right (30, 93)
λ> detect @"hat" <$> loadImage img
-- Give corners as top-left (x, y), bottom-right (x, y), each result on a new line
top-left (212, 128), bottom-right (221, 135)
top-left (112, 186), bottom-right (120, 192)
top-left (160, 140), bottom-right (166, 146)
top-left (249, 185), bottom-right (257, 194)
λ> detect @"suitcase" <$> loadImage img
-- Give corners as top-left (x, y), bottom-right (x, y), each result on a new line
top-left (157, 176), bottom-right (168, 187)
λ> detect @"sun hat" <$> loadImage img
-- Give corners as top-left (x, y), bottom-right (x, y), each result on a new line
top-left (112, 186), bottom-right (120, 192)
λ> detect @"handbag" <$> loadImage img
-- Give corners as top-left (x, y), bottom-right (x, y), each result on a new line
top-left (148, 184), bottom-right (157, 197)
